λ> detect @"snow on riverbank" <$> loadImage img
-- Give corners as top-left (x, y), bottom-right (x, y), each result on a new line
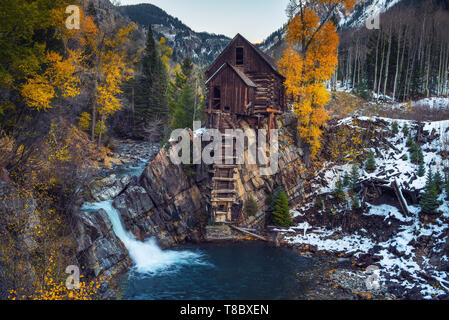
top-left (285, 116), bottom-right (449, 298)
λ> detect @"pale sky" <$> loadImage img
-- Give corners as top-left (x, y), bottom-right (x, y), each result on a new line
top-left (119, 0), bottom-right (290, 43)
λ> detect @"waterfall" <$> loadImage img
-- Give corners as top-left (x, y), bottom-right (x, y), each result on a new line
top-left (81, 200), bottom-right (207, 274)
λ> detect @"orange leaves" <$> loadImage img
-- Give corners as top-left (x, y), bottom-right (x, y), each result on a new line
top-left (279, 1), bottom-right (353, 158)
top-left (281, 12), bottom-right (339, 86)
top-left (21, 51), bottom-right (80, 111)
top-left (285, 7), bottom-right (320, 46)
top-left (21, 74), bottom-right (55, 111)
top-left (45, 51), bottom-right (80, 99)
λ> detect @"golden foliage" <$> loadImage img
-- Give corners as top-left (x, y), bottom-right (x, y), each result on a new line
top-left (78, 112), bottom-right (92, 132)
top-left (327, 118), bottom-right (373, 163)
top-left (327, 91), bottom-right (366, 118)
top-left (279, 0), bottom-right (356, 158)
top-left (21, 51), bottom-right (80, 111)
top-left (158, 37), bottom-right (173, 65)
top-left (20, 74), bottom-right (55, 111)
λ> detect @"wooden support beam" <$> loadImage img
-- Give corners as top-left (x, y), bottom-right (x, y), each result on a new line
top-left (266, 108), bottom-right (282, 114)
top-left (213, 177), bottom-right (236, 182)
top-left (212, 189), bottom-right (237, 194)
top-left (211, 198), bottom-right (236, 202)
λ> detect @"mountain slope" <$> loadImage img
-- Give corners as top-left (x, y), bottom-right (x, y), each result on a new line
top-left (259, 0), bottom-right (405, 58)
top-left (339, 0), bottom-right (403, 28)
top-left (119, 3), bottom-right (231, 65)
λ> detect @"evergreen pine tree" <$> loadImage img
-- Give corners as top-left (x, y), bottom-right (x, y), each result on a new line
top-left (433, 170), bottom-right (444, 195)
top-left (445, 172), bottom-right (449, 199)
top-left (170, 82), bottom-right (196, 130)
top-left (244, 197), bottom-right (259, 216)
top-left (365, 152), bottom-right (376, 171)
top-left (351, 194), bottom-right (361, 209)
top-left (417, 162), bottom-right (426, 177)
top-left (410, 142), bottom-right (423, 165)
top-left (272, 188), bottom-right (292, 227)
top-left (392, 121), bottom-right (399, 134)
top-left (343, 172), bottom-right (351, 187)
top-left (420, 168), bottom-right (442, 215)
top-left (406, 134), bottom-right (414, 148)
top-left (334, 177), bottom-right (345, 200)
top-left (181, 57), bottom-right (194, 79)
top-left (349, 164), bottom-right (360, 191)
top-left (135, 25), bottom-right (169, 127)
top-left (402, 124), bottom-right (409, 136)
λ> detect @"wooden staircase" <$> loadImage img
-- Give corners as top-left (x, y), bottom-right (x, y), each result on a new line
top-left (210, 115), bottom-right (239, 223)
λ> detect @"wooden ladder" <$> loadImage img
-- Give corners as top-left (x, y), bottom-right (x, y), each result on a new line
top-left (210, 116), bottom-right (239, 224)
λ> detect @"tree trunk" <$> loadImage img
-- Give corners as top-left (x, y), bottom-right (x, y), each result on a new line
top-left (383, 28), bottom-right (392, 97)
top-left (393, 27), bottom-right (402, 101)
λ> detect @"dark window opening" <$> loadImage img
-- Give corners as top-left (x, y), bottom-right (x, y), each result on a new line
top-left (224, 105), bottom-right (230, 112)
top-left (236, 47), bottom-right (244, 65)
top-left (213, 86), bottom-right (221, 110)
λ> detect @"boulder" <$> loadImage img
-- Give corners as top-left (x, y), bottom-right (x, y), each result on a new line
top-left (74, 209), bottom-right (131, 278)
top-left (90, 174), bottom-right (132, 202)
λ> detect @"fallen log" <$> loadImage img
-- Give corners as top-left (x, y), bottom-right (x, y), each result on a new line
top-left (229, 224), bottom-right (267, 241)
top-left (391, 180), bottom-right (409, 216)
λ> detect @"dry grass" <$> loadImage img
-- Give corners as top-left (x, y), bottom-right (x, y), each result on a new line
top-left (326, 91), bottom-right (449, 121)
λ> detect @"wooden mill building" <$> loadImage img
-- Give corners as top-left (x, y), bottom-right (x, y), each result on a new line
top-left (204, 33), bottom-right (286, 224)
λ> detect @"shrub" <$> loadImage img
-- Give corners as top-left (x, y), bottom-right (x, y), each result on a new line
top-left (244, 197), bottom-right (259, 216)
top-left (402, 124), bottom-right (409, 136)
top-left (316, 197), bottom-right (325, 210)
top-left (365, 151), bottom-right (376, 171)
top-left (351, 194), bottom-right (361, 209)
top-left (334, 177), bottom-right (345, 200)
top-left (78, 112), bottom-right (91, 132)
top-left (392, 121), bottom-right (399, 134)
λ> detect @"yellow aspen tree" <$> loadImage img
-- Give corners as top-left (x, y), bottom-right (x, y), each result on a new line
top-left (279, 0), bottom-right (357, 158)
top-left (69, 10), bottom-right (136, 143)
top-left (21, 51), bottom-right (80, 111)
top-left (95, 24), bottom-right (136, 145)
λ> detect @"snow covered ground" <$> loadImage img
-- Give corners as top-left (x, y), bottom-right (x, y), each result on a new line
top-left (285, 116), bottom-right (449, 299)
top-left (389, 97), bottom-right (449, 111)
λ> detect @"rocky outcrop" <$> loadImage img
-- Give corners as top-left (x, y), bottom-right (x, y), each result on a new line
top-left (74, 208), bottom-right (131, 279)
top-left (113, 113), bottom-right (308, 245)
top-left (90, 174), bottom-right (132, 202)
top-left (233, 114), bottom-right (307, 214)
top-left (112, 151), bottom-right (206, 248)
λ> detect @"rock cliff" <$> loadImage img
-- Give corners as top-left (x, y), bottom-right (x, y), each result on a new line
top-left (111, 113), bottom-right (308, 245)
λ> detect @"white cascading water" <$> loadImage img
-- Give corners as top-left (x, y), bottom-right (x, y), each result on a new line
top-left (81, 200), bottom-right (206, 274)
